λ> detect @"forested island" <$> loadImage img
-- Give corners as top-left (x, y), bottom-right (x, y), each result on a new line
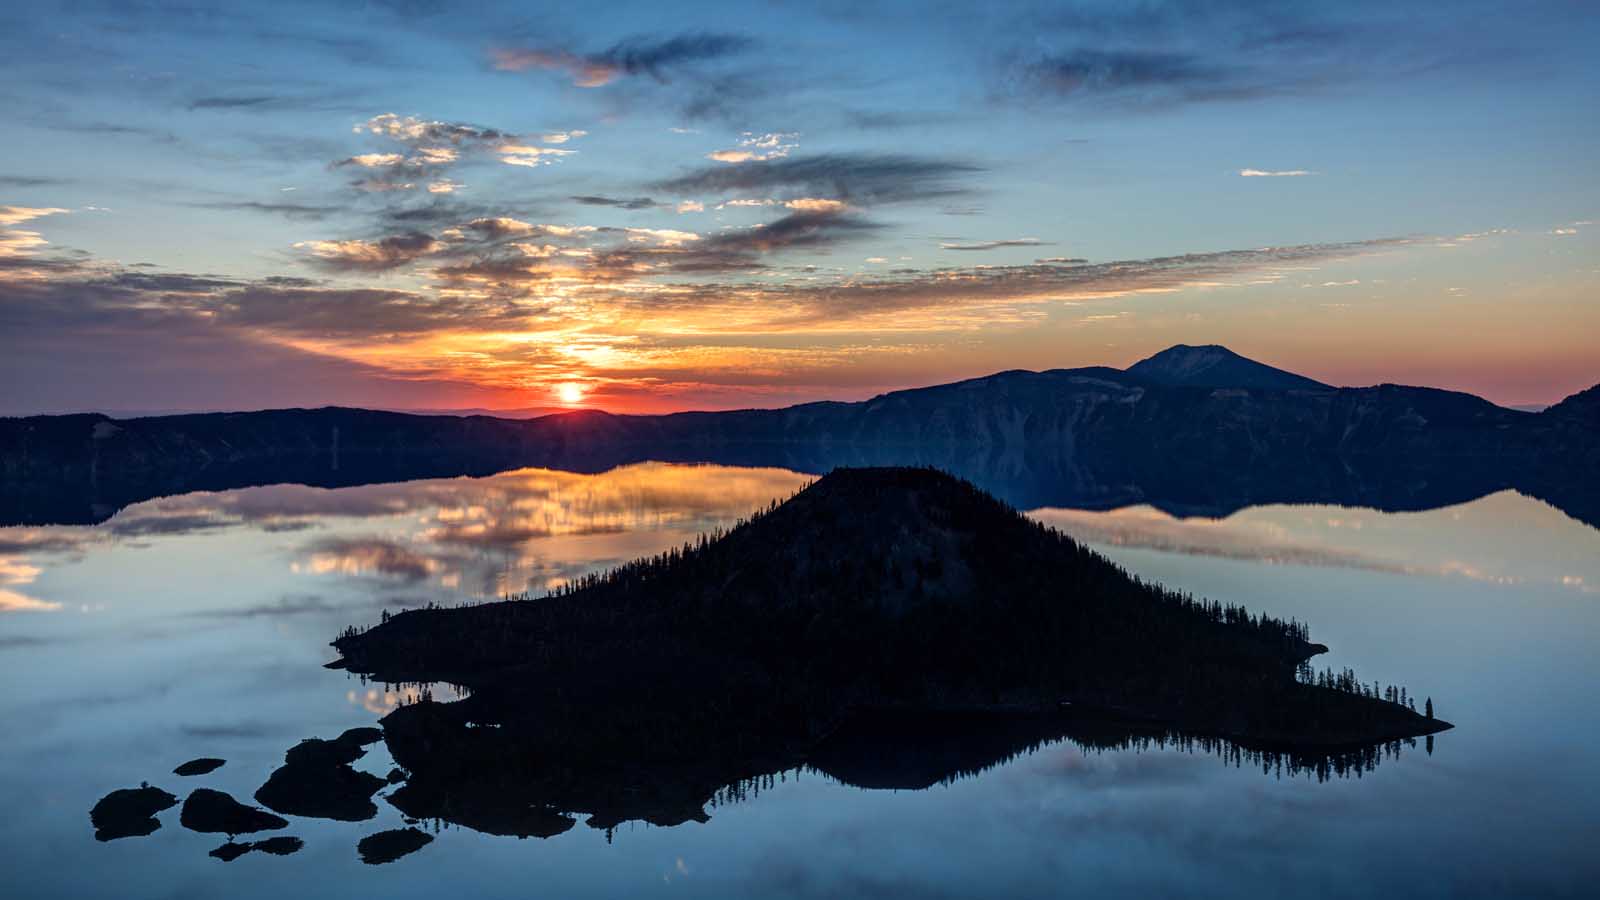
top-left (331, 467), bottom-right (1449, 830)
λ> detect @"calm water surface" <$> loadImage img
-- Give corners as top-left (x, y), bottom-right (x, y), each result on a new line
top-left (2, 463), bottom-right (1596, 898)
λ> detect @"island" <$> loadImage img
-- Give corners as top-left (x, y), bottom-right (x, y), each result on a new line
top-left (329, 467), bottom-right (1450, 831)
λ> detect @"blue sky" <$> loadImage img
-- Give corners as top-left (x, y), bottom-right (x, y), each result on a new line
top-left (2, 0), bottom-right (1596, 413)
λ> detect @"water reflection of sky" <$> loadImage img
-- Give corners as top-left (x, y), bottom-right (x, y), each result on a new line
top-left (1, 463), bottom-right (1597, 898)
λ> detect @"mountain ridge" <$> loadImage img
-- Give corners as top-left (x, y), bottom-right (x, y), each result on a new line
top-left (1, 345), bottom-right (1595, 529)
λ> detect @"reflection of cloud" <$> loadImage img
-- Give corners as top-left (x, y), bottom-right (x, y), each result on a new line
top-left (190, 593), bottom-right (337, 619)
top-left (0, 555), bottom-right (59, 611)
top-left (0, 634), bottom-right (56, 650)
top-left (181, 722), bottom-right (280, 739)
top-left (1030, 490), bottom-right (1600, 589)
top-left (0, 588), bottom-right (61, 612)
top-left (347, 683), bottom-right (466, 715)
top-left (1033, 504), bottom-right (1407, 572)
top-left (298, 537), bottom-right (438, 581)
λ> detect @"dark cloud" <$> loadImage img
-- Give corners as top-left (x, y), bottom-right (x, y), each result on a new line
top-left (494, 31), bottom-right (752, 86)
top-left (106, 512), bottom-right (236, 538)
top-left (675, 210), bottom-right (880, 267)
top-left (651, 153), bottom-right (981, 205)
top-left (0, 635), bottom-right (57, 651)
top-left (571, 195), bottom-right (659, 210)
top-left (101, 271), bottom-right (241, 292)
top-left (993, 4), bottom-right (1402, 110)
top-left (377, 199), bottom-right (500, 230)
top-left (1008, 49), bottom-right (1293, 107)
top-left (606, 238), bottom-right (1412, 327)
top-left (187, 95), bottom-right (280, 110)
top-left (214, 283), bottom-right (527, 338)
top-left (595, 32), bottom-right (753, 82)
top-left (0, 175), bottom-right (68, 187)
top-left (191, 593), bottom-right (339, 619)
top-left (186, 92), bottom-right (360, 112)
top-left (1020, 50), bottom-right (1221, 94)
top-left (298, 231), bottom-right (442, 272)
top-left (187, 200), bottom-right (337, 220)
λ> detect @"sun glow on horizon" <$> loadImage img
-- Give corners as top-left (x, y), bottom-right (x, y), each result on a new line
top-left (556, 381), bottom-right (586, 405)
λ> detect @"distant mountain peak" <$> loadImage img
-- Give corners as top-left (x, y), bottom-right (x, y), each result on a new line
top-left (1126, 344), bottom-right (1331, 391)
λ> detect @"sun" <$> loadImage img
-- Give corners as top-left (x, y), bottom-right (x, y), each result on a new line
top-left (555, 381), bottom-right (586, 405)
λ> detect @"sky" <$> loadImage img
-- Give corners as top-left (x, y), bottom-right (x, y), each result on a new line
top-left (1, 0), bottom-right (1596, 415)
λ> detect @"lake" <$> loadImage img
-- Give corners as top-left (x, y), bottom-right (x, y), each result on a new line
top-left (2, 462), bottom-right (1596, 898)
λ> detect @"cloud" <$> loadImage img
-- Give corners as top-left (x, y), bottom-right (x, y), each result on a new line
top-left (0, 206), bottom-right (69, 227)
top-left (0, 176), bottom-right (69, 188)
top-left (187, 95), bottom-right (282, 109)
top-left (941, 238), bottom-right (1050, 251)
top-left (676, 200), bottom-right (704, 213)
top-left (1, 223), bottom-right (1409, 413)
top-left (492, 32), bottom-right (753, 87)
top-left (185, 201), bottom-right (337, 221)
top-left (497, 144), bottom-right (576, 168)
top-left (708, 132), bottom-right (798, 163)
top-left (0, 206), bottom-right (70, 260)
top-left (626, 227), bottom-right (700, 247)
top-left (294, 232), bottom-right (442, 271)
top-left (356, 114), bottom-right (509, 145)
top-left (0, 589), bottom-right (61, 612)
top-left (596, 237), bottom-right (1411, 332)
top-left (186, 92), bottom-right (358, 113)
top-left (339, 152), bottom-right (406, 167)
top-left (1240, 168), bottom-right (1315, 177)
top-left (652, 153), bottom-right (981, 205)
top-left (1015, 50), bottom-right (1229, 97)
top-left (572, 195), bottom-right (659, 210)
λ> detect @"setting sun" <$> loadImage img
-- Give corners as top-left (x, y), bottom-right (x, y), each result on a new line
top-left (555, 381), bottom-right (586, 405)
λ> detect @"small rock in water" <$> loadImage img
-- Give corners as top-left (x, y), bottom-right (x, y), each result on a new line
top-left (357, 827), bottom-right (433, 865)
top-left (208, 836), bottom-right (304, 862)
top-left (180, 788), bottom-right (288, 834)
top-left (255, 729), bottom-right (387, 822)
top-left (208, 842), bottom-right (252, 862)
top-left (174, 758), bottom-right (226, 777)
top-left (90, 785), bottom-right (179, 841)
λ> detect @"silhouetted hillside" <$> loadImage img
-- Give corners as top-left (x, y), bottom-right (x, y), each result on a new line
top-left (2, 346), bottom-right (1595, 528)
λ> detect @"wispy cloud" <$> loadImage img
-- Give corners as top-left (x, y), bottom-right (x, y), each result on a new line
top-left (1240, 168), bottom-right (1315, 177)
top-left (941, 238), bottom-right (1050, 251)
top-left (491, 32), bottom-right (753, 87)
top-left (572, 195), bottom-right (659, 210)
top-left (708, 132), bottom-right (798, 163)
top-left (186, 201), bottom-right (337, 221)
top-left (653, 153), bottom-right (981, 205)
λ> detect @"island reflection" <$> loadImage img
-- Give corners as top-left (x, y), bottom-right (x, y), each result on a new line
top-left (96, 705), bottom-right (1435, 863)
